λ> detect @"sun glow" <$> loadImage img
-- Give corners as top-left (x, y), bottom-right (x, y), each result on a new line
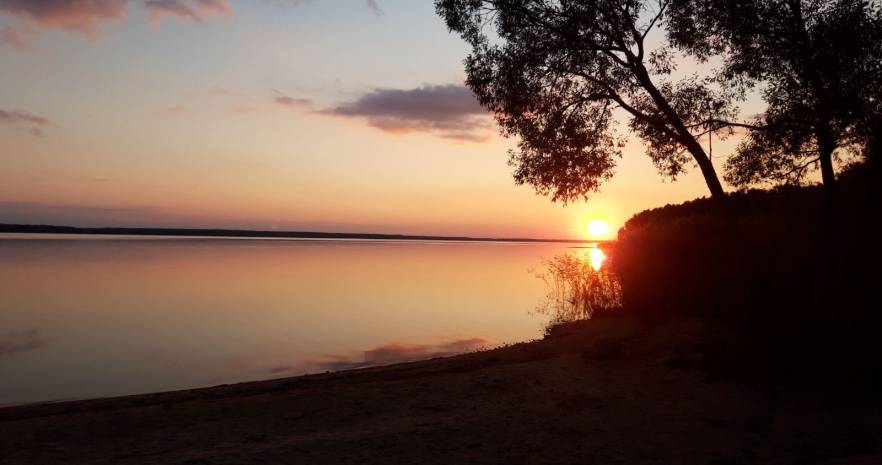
top-left (577, 247), bottom-right (607, 271)
top-left (586, 219), bottom-right (610, 239)
top-left (587, 247), bottom-right (606, 271)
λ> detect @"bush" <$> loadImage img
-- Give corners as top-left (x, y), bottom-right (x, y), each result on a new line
top-left (608, 164), bottom-right (882, 382)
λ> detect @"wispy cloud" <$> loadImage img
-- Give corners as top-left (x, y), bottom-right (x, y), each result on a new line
top-left (321, 84), bottom-right (493, 143)
top-left (0, 109), bottom-right (51, 126)
top-left (0, 0), bottom-right (128, 37)
top-left (274, 96), bottom-right (311, 107)
top-left (272, 89), bottom-right (312, 108)
top-left (0, 0), bottom-right (378, 50)
top-left (145, 0), bottom-right (232, 27)
top-left (0, 0), bottom-right (232, 49)
top-left (364, 0), bottom-right (382, 16)
top-left (0, 108), bottom-right (52, 137)
top-left (196, 0), bottom-right (232, 15)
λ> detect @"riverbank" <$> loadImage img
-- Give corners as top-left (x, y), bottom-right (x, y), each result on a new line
top-left (2, 311), bottom-right (880, 465)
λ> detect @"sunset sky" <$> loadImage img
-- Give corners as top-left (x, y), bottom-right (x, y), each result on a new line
top-left (0, 0), bottom-right (747, 240)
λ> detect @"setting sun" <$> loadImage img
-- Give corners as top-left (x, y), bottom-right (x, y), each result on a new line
top-left (586, 220), bottom-right (611, 239)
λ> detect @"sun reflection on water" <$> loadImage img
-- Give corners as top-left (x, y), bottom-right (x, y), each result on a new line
top-left (577, 244), bottom-right (607, 271)
top-left (584, 247), bottom-right (606, 271)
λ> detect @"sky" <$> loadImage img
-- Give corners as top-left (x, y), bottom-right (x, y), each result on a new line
top-left (0, 0), bottom-right (747, 240)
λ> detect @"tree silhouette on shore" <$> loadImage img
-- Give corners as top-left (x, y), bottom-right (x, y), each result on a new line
top-left (436, 0), bottom-right (739, 203)
top-left (668, 0), bottom-right (882, 203)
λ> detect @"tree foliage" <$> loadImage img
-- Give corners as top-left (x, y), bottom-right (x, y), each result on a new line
top-left (668, 0), bottom-right (882, 190)
top-left (436, 0), bottom-right (737, 203)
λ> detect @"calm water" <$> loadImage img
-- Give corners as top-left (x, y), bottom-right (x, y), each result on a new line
top-left (0, 234), bottom-right (575, 405)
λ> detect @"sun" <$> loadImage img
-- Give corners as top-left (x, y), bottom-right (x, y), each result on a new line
top-left (586, 219), bottom-right (610, 239)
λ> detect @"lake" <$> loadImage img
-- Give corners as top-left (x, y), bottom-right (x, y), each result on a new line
top-left (0, 234), bottom-right (579, 405)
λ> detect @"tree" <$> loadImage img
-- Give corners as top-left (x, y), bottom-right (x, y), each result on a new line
top-left (668, 0), bottom-right (882, 199)
top-left (435, 0), bottom-right (740, 203)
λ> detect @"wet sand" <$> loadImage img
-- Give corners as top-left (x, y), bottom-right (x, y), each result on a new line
top-left (1, 313), bottom-right (880, 464)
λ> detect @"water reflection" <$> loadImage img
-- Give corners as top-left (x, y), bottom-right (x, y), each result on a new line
top-left (534, 245), bottom-right (622, 327)
top-left (270, 337), bottom-right (491, 374)
top-left (584, 247), bottom-right (607, 271)
top-left (0, 329), bottom-right (45, 357)
top-left (0, 235), bottom-right (563, 405)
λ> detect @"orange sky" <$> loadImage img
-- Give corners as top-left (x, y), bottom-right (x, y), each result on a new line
top-left (0, 0), bottom-right (754, 240)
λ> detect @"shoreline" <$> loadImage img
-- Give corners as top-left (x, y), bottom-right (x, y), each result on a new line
top-left (3, 312), bottom-right (880, 464)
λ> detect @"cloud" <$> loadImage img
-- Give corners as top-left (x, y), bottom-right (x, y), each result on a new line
top-left (0, 0), bottom-right (127, 37)
top-left (0, 0), bottom-right (231, 47)
top-left (274, 96), bottom-right (311, 107)
top-left (364, 0), bottom-right (382, 16)
top-left (1, 0), bottom-right (373, 50)
top-left (270, 337), bottom-right (491, 374)
top-left (145, 0), bottom-right (232, 27)
top-left (0, 109), bottom-right (51, 126)
top-left (272, 91), bottom-right (311, 107)
top-left (322, 84), bottom-right (493, 142)
top-left (195, 0), bottom-right (232, 15)
top-left (0, 108), bottom-right (52, 136)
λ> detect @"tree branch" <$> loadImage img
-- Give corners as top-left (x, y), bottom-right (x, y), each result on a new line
top-left (640, 0), bottom-right (669, 43)
top-left (687, 118), bottom-right (765, 131)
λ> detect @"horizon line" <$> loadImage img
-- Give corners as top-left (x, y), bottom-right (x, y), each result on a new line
top-left (0, 223), bottom-right (608, 244)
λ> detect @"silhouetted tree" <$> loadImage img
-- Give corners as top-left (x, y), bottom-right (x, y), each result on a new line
top-left (668, 0), bottom-right (882, 200)
top-left (435, 0), bottom-right (740, 202)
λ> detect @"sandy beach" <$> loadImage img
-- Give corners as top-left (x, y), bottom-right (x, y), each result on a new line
top-left (2, 312), bottom-right (880, 465)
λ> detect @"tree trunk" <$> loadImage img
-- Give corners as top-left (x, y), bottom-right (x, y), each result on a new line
top-left (816, 125), bottom-right (838, 209)
top-left (684, 136), bottom-right (726, 200)
top-left (631, 63), bottom-right (727, 201)
top-left (869, 120), bottom-right (882, 204)
top-left (699, 154), bottom-right (726, 199)
top-left (818, 145), bottom-right (837, 192)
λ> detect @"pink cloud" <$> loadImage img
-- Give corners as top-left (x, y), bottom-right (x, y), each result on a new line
top-left (195, 0), bottom-right (232, 15)
top-left (0, 0), bottom-right (233, 47)
top-left (322, 84), bottom-right (494, 143)
top-left (0, 0), bottom-right (128, 37)
top-left (145, 0), bottom-right (232, 27)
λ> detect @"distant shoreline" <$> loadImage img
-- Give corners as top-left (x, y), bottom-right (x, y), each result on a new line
top-left (0, 223), bottom-right (602, 244)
